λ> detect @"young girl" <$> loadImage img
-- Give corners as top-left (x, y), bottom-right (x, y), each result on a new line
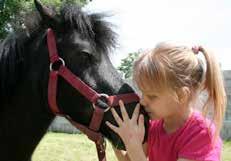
top-left (106, 42), bottom-right (227, 161)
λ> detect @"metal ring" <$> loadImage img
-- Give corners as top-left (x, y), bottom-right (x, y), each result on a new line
top-left (92, 93), bottom-right (111, 112)
top-left (49, 57), bottom-right (65, 71)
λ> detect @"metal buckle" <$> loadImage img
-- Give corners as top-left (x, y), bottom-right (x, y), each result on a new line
top-left (92, 93), bottom-right (111, 112)
top-left (49, 57), bottom-right (65, 71)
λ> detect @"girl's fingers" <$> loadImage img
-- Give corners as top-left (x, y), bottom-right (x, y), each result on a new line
top-left (138, 114), bottom-right (145, 143)
top-left (131, 103), bottom-right (140, 122)
top-left (111, 108), bottom-right (123, 125)
top-left (106, 121), bottom-right (119, 134)
top-left (138, 114), bottom-right (145, 131)
top-left (119, 100), bottom-right (129, 121)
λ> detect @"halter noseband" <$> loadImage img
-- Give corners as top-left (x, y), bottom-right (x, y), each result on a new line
top-left (47, 28), bottom-right (140, 161)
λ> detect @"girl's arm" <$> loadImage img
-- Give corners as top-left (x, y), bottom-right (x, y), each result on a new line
top-left (126, 142), bottom-right (147, 161)
top-left (106, 101), bottom-right (147, 161)
top-left (112, 146), bottom-right (131, 161)
top-left (112, 142), bottom-right (148, 161)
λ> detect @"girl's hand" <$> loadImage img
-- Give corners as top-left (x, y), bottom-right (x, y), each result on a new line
top-left (106, 100), bottom-right (145, 152)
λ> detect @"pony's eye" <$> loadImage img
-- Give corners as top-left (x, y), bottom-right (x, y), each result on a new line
top-left (81, 51), bottom-right (91, 55)
top-left (80, 51), bottom-right (93, 61)
top-left (80, 51), bottom-right (91, 57)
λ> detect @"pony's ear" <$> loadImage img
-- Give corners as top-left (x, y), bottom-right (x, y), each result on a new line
top-left (34, 0), bottom-right (61, 29)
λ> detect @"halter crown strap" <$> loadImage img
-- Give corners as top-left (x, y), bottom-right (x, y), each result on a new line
top-left (47, 28), bottom-right (59, 63)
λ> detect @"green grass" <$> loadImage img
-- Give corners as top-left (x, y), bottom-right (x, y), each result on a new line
top-left (32, 132), bottom-right (117, 161)
top-left (223, 141), bottom-right (231, 161)
top-left (32, 132), bottom-right (231, 161)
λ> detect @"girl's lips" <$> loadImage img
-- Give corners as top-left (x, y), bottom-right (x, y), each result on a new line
top-left (146, 111), bottom-right (152, 115)
top-left (146, 111), bottom-right (154, 116)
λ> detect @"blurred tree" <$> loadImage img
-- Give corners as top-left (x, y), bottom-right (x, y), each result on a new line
top-left (0, 0), bottom-right (88, 38)
top-left (117, 51), bottom-right (140, 79)
top-left (0, 0), bottom-right (6, 10)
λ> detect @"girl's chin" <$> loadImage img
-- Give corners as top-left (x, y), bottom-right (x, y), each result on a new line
top-left (148, 113), bottom-right (154, 118)
top-left (148, 113), bottom-right (160, 120)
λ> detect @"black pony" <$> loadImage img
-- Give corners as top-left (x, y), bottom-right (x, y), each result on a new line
top-left (0, 0), bottom-right (148, 161)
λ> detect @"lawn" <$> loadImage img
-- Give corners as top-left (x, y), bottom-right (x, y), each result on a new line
top-left (223, 141), bottom-right (231, 161)
top-left (32, 132), bottom-right (231, 161)
top-left (32, 132), bottom-right (117, 161)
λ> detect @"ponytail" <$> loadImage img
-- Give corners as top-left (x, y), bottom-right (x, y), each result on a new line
top-left (199, 46), bottom-right (227, 139)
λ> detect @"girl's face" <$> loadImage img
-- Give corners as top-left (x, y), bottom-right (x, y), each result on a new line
top-left (140, 90), bottom-right (180, 120)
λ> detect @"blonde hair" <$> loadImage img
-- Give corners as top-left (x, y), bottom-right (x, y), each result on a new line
top-left (133, 42), bottom-right (227, 138)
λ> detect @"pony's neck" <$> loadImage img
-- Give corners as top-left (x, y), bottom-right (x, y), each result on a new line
top-left (0, 31), bottom-right (54, 161)
top-left (0, 94), bottom-right (54, 161)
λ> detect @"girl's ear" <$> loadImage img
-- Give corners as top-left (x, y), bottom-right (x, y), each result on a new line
top-left (177, 86), bottom-right (190, 104)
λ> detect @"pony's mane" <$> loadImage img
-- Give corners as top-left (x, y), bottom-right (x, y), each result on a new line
top-left (0, 3), bottom-right (117, 102)
top-left (0, 33), bottom-right (28, 102)
top-left (61, 4), bottom-right (117, 53)
top-left (26, 4), bottom-right (117, 54)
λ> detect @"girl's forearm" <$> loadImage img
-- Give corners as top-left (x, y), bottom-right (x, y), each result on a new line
top-left (127, 152), bottom-right (147, 161)
top-left (113, 145), bottom-right (147, 161)
top-left (112, 147), bottom-right (131, 161)
top-left (126, 144), bottom-right (147, 161)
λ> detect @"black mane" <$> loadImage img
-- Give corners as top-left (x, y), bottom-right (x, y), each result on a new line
top-left (0, 3), bottom-right (117, 103)
top-left (0, 33), bottom-right (28, 102)
top-left (60, 4), bottom-right (117, 53)
top-left (26, 4), bottom-right (117, 53)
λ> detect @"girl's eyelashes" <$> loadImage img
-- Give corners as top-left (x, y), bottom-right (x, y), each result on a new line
top-left (146, 95), bottom-right (157, 100)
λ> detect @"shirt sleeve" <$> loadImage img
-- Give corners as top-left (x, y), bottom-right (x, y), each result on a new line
top-left (178, 127), bottom-right (215, 160)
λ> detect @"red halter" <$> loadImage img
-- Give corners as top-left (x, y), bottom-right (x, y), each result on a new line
top-left (47, 28), bottom-right (140, 161)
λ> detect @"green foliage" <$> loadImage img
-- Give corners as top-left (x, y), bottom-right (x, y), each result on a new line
top-left (0, 0), bottom-right (6, 10)
top-left (117, 52), bottom-right (140, 79)
top-left (0, 0), bottom-right (88, 39)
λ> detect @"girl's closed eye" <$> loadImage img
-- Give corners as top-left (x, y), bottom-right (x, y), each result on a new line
top-left (147, 95), bottom-right (157, 100)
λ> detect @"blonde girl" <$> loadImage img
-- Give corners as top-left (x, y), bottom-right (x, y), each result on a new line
top-left (106, 42), bottom-right (227, 161)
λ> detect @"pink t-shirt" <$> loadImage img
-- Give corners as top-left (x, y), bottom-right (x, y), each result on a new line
top-left (148, 111), bottom-right (222, 161)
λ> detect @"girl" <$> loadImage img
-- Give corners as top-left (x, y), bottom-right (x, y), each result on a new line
top-left (106, 42), bottom-right (227, 161)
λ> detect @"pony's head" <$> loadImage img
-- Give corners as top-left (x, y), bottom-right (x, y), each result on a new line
top-left (27, 0), bottom-right (149, 150)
